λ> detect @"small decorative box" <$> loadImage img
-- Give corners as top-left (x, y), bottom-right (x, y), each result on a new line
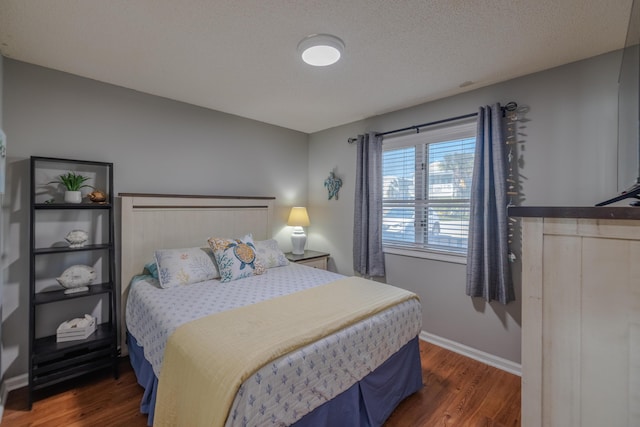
top-left (56, 315), bottom-right (96, 343)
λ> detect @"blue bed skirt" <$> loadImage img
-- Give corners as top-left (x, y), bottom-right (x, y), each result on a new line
top-left (127, 332), bottom-right (422, 426)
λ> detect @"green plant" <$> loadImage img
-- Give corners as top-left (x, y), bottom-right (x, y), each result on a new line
top-left (49, 172), bottom-right (93, 191)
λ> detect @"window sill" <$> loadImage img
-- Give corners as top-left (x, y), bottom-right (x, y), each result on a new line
top-left (383, 245), bottom-right (467, 265)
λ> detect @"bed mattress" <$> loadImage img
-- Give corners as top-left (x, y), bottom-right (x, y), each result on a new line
top-left (126, 263), bottom-right (422, 426)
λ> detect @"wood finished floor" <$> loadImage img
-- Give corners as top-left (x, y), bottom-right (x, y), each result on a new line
top-left (2, 340), bottom-right (521, 426)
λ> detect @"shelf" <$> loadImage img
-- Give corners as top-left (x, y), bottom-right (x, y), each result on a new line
top-left (33, 323), bottom-right (115, 361)
top-left (29, 155), bottom-right (117, 408)
top-left (32, 357), bottom-right (114, 390)
top-left (34, 202), bottom-right (111, 210)
top-left (31, 156), bottom-right (114, 168)
top-left (34, 347), bottom-right (112, 376)
top-left (34, 243), bottom-right (111, 255)
top-left (31, 348), bottom-right (115, 390)
top-left (33, 283), bottom-right (113, 305)
top-left (31, 359), bottom-right (113, 390)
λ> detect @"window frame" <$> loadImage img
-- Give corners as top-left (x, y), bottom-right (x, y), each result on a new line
top-left (381, 118), bottom-right (477, 263)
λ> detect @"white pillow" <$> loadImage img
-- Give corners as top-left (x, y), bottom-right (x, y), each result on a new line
top-left (254, 239), bottom-right (289, 269)
top-left (154, 247), bottom-right (219, 288)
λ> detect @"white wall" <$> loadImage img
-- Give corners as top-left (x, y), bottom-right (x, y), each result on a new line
top-left (1, 59), bottom-right (309, 379)
top-left (307, 50), bottom-right (622, 364)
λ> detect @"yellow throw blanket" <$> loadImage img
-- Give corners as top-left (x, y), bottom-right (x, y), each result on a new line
top-left (154, 276), bottom-right (418, 427)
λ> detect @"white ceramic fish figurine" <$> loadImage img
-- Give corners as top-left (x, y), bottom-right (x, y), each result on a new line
top-left (56, 265), bottom-right (96, 294)
top-left (64, 229), bottom-right (89, 248)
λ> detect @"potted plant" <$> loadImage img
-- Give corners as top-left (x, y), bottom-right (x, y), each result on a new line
top-left (49, 171), bottom-right (92, 203)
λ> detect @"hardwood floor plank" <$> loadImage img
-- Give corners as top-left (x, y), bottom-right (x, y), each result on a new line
top-left (2, 340), bottom-right (521, 426)
top-left (385, 341), bottom-right (521, 427)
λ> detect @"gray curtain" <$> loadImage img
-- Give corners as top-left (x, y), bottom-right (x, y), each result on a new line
top-left (466, 104), bottom-right (514, 304)
top-left (353, 132), bottom-right (385, 277)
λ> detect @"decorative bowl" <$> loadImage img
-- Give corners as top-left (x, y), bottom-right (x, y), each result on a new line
top-left (56, 265), bottom-right (96, 294)
top-left (65, 229), bottom-right (89, 248)
top-left (88, 190), bottom-right (107, 203)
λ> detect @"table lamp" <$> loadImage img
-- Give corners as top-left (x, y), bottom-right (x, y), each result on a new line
top-left (287, 207), bottom-right (310, 255)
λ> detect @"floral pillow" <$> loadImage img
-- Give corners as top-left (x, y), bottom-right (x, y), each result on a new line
top-left (253, 260), bottom-right (267, 276)
top-left (154, 247), bottom-right (219, 288)
top-left (207, 234), bottom-right (258, 283)
top-left (254, 239), bottom-right (289, 269)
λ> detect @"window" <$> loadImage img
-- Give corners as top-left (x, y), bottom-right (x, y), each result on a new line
top-left (382, 118), bottom-right (476, 256)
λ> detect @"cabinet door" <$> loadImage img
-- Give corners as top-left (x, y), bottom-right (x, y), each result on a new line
top-left (522, 218), bottom-right (640, 427)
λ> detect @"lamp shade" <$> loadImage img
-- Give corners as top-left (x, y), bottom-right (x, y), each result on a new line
top-left (287, 207), bottom-right (310, 227)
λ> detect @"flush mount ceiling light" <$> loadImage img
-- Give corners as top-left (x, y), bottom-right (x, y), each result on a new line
top-left (298, 34), bottom-right (345, 66)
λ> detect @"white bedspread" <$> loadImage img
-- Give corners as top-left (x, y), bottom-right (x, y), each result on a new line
top-left (127, 263), bottom-right (344, 377)
top-left (126, 263), bottom-right (422, 426)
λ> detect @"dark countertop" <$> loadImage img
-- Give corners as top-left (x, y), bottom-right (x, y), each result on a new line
top-left (285, 250), bottom-right (330, 262)
top-left (508, 206), bottom-right (640, 220)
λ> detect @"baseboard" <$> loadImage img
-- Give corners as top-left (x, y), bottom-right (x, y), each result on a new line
top-left (0, 373), bottom-right (29, 421)
top-left (419, 331), bottom-right (521, 376)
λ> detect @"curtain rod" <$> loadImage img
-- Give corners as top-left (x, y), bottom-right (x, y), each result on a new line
top-left (348, 101), bottom-right (517, 143)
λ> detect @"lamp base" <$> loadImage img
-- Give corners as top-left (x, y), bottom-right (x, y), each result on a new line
top-left (291, 231), bottom-right (307, 255)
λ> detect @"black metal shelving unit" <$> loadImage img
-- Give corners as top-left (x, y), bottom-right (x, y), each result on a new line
top-left (28, 156), bottom-right (118, 409)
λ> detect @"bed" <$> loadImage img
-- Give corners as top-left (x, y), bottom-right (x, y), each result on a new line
top-left (119, 194), bottom-right (423, 426)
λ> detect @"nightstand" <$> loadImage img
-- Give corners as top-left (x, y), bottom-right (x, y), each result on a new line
top-left (285, 250), bottom-right (330, 270)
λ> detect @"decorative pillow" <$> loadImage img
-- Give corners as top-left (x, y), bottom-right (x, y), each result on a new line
top-left (207, 234), bottom-right (257, 283)
top-left (253, 260), bottom-right (267, 276)
top-left (154, 247), bottom-right (219, 288)
top-left (254, 239), bottom-right (290, 269)
top-left (143, 260), bottom-right (159, 279)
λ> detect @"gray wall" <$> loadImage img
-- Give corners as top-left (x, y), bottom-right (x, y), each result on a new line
top-left (307, 50), bottom-right (622, 364)
top-left (0, 54), bottom-right (4, 384)
top-left (0, 54), bottom-right (3, 127)
top-left (1, 59), bottom-right (309, 379)
top-left (0, 49), bottom-right (624, 378)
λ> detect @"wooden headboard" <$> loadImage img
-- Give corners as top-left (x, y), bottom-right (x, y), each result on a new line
top-left (118, 193), bottom-right (275, 354)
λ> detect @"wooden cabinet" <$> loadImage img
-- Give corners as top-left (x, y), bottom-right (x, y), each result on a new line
top-left (512, 207), bottom-right (640, 427)
top-left (29, 156), bottom-right (118, 408)
top-left (285, 250), bottom-right (330, 270)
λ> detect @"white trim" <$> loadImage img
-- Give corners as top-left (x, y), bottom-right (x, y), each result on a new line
top-left (0, 373), bottom-right (29, 421)
top-left (382, 118), bottom-right (476, 255)
top-left (419, 331), bottom-right (521, 376)
top-left (384, 246), bottom-right (467, 264)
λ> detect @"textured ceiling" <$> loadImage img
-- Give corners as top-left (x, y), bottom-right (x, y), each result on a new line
top-left (0, 0), bottom-right (634, 133)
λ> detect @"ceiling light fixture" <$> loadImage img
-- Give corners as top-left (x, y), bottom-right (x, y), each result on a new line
top-left (298, 34), bottom-right (344, 66)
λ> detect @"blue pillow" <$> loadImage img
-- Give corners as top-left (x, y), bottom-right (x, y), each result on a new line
top-left (144, 261), bottom-right (159, 279)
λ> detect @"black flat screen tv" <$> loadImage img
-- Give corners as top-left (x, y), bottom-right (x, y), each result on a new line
top-left (598, 0), bottom-right (640, 206)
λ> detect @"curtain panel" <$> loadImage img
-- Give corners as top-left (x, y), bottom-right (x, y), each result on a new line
top-left (353, 132), bottom-right (385, 277)
top-left (466, 104), bottom-right (515, 304)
